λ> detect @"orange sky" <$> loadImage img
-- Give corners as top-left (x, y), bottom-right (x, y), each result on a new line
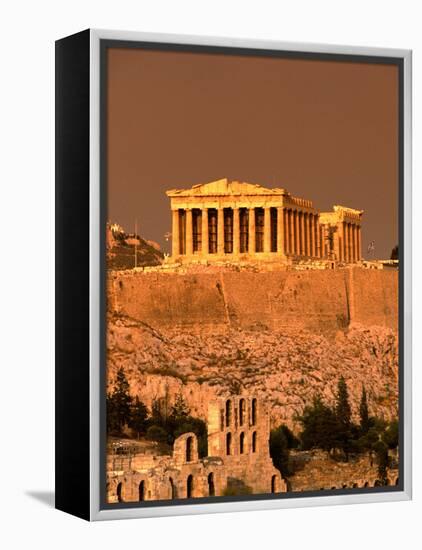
top-left (107, 46), bottom-right (399, 259)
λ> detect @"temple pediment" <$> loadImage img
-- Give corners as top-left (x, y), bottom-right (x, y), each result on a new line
top-left (166, 178), bottom-right (285, 197)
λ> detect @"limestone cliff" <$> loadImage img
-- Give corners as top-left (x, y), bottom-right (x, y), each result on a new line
top-left (107, 311), bottom-right (398, 432)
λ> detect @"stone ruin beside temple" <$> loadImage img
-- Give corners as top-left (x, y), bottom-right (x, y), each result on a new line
top-left (107, 395), bottom-right (287, 503)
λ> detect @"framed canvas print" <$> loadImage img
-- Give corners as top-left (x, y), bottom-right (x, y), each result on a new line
top-left (55, 29), bottom-right (412, 521)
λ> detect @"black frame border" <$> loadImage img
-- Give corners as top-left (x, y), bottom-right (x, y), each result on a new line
top-left (55, 29), bottom-right (91, 520)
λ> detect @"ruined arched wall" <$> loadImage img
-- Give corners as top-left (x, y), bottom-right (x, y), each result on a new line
top-left (287, 450), bottom-right (399, 492)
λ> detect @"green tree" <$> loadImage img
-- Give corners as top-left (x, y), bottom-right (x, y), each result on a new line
top-left (359, 385), bottom-right (370, 434)
top-left (107, 368), bottom-right (132, 433)
top-left (270, 426), bottom-right (290, 475)
top-left (373, 440), bottom-right (389, 484)
top-left (106, 392), bottom-right (119, 434)
top-left (278, 424), bottom-right (300, 449)
top-left (146, 425), bottom-right (168, 443)
top-left (356, 426), bottom-right (379, 454)
top-left (128, 396), bottom-right (148, 439)
top-left (383, 419), bottom-right (399, 450)
top-left (298, 395), bottom-right (338, 453)
top-left (170, 392), bottom-right (190, 420)
top-left (150, 398), bottom-right (165, 426)
top-left (335, 376), bottom-right (353, 460)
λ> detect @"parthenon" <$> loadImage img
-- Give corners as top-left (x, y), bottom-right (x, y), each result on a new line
top-left (166, 178), bottom-right (363, 263)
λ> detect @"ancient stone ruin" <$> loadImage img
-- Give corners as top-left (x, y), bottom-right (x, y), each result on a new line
top-left (167, 178), bottom-right (363, 264)
top-left (107, 396), bottom-right (286, 503)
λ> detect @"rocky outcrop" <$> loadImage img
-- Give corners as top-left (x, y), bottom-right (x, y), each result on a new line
top-left (107, 231), bottom-right (164, 271)
top-left (107, 312), bottom-right (398, 432)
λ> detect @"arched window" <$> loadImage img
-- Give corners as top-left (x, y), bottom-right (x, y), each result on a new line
top-left (226, 432), bottom-right (232, 455)
top-left (364, 481), bottom-right (369, 488)
top-left (352, 483), bottom-right (358, 488)
top-left (225, 399), bottom-right (232, 427)
top-left (252, 431), bottom-right (257, 453)
top-left (186, 436), bottom-right (193, 462)
top-left (239, 432), bottom-right (245, 454)
top-left (117, 482), bottom-right (123, 502)
top-left (395, 477), bottom-right (399, 486)
top-left (251, 398), bottom-right (257, 425)
top-left (271, 475), bottom-right (277, 493)
top-left (187, 475), bottom-right (194, 498)
top-left (208, 473), bottom-right (215, 496)
top-left (169, 477), bottom-right (175, 499)
top-left (139, 480), bottom-right (145, 501)
top-left (239, 398), bottom-right (245, 426)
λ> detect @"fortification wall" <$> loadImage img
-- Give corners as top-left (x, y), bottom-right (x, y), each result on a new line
top-left (108, 267), bottom-right (398, 334)
top-left (346, 268), bottom-right (398, 330)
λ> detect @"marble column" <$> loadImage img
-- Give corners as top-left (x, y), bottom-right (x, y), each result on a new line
top-left (294, 210), bottom-right (300, 255)
top-left (354, 224), bottom-right (359, 262)
top-left (342, 222), bottom-right (347, 262)
top-left (264, 207), bottom-right (271, 253)
top-left (314, 216), bottom-right (319, 257)
top-left (341, 222), bottom-right (346, 262)
top-left (344, 223), bottom-right (348, 262)
top-left (172, 209), bottom-right (180, 256)
top-left (309, 214), bottom-right (315, 257)
top-left (305, 214), bottom-right (311, 257)
top-left (300, 211), bottom-right (305, 256)
top-left (186, 208), bottom-right (193, 256)
top-left (316, 223), bottom-right (321, 258)
top-left (338, 221), bottom-right (344, 262)
top-left (248, 207), bottom-right (256, 254)
top-left (233, 207), bottom-right (240, 255)
top-left (277, 207), bottom-right (285, 255)
top-left (357, 226), bottom-right (362, 261)
top-left (284, 210), bottom-right (290, 254)
top-left (217, 208), bottom-right (225, 254)
top-left (287, 209), bottom-right (295, 254)
top-left (333, 227), bottom-right (340, 261)
top-left (347, 223), bottom-right (352, 262)
top-left (202, 208), bottom-right (209, 256)
top-left (291, 210), bottom-right (296, 255)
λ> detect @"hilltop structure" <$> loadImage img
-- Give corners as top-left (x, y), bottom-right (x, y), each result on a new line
top-left (107, 396), bottom-right (286, 503)
top-left (166, 178), bottom-right (363, 264)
